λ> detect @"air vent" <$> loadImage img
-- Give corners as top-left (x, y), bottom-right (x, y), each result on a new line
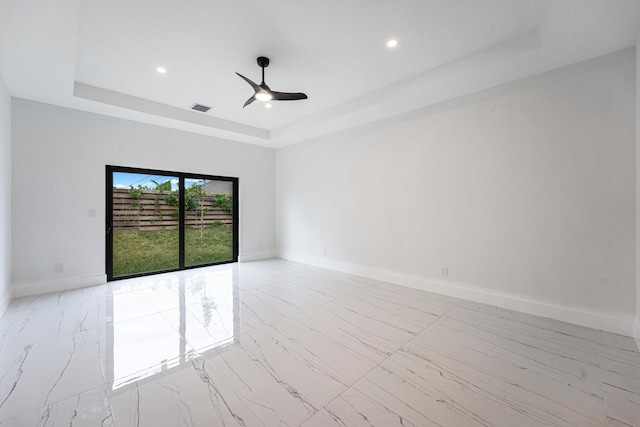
top-left (191, 103), bottom-right (211, 113)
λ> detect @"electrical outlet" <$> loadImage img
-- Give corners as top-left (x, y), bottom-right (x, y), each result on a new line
top-left (55, 263), bottom-right (64, 273)
top-left (441, 267), bottom-right (448, 277)
top-left (88, 209), bottom-right (96, 217)
top-left (323, 248), bottom-right (327, 256)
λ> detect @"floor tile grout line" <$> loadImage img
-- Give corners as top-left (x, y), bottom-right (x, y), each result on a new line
top-left (226, 266), bottom-right (455, 425)
top-left (293, 297), bottom-right (461, 425)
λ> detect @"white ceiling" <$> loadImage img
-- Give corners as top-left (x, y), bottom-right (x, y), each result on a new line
top-left (1, 0), bottom-right (639, 148)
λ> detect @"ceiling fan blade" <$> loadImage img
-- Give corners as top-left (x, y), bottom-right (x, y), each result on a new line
top-left (235, 72), bottom-right (260, 92)
top-left (271, 91), bottom-right (308, 101)
top-left (243, 96), bottom-right (256, 108)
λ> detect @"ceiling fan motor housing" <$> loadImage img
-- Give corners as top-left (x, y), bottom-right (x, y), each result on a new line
top-left (236, 56), bottom-right (307, 107)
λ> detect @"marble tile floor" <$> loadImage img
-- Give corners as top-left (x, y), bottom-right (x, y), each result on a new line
top-left (0, 259), bottom-right (638, 426)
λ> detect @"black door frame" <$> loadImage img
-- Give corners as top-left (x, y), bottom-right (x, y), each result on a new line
top-left (106, 165), bottom-right (239, 281)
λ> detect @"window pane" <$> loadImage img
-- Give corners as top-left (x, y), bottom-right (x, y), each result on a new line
top-left (184, 178), bottom-right (234, 267)
top-left (112, 172), bottom-right (180, 277)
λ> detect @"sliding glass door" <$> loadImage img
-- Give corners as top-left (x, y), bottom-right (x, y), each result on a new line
top-left (106, 166), bottom-right (238, 280)
top-left (109, 170), bottom-right (180, 277)
top-left (184, 178), bottom-right (235, 267)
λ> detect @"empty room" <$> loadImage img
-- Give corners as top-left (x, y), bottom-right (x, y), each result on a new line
top-left (0, 1), bottom-right (639, 426)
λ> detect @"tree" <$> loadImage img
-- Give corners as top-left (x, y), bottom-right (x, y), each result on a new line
top-left (185, 185), bottom-right (208, 238)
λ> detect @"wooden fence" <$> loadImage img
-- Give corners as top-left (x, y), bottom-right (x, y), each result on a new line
top-left (113, 188), bottom-right (232, 231)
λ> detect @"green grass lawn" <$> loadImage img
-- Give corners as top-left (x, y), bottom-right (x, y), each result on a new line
top-left (113, 223), bottom-right (233, 277)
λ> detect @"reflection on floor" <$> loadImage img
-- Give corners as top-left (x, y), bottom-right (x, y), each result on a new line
top-left (0, 259), bottom-right (638, 426)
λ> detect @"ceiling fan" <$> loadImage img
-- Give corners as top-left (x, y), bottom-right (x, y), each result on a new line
top-left (236, 57), bottom-right (308, 108)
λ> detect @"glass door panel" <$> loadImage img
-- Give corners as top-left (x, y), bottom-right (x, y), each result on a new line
top-left (110, 171), bottom-right (180, 278)
top-left (184, 178), bottom-right (234, 267)
top-left (107, 166), bottom-right (238, 281)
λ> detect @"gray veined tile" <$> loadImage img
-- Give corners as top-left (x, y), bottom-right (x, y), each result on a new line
top-left (369, 279), bottom-right (460, 302)
top-left (205, 347), bottom-right (322, 426)
top-left (343, 370), bottom-right (479, 426)
top-left (599, 342), bottom-right (640, 396)
top-left (258, 315), bottom-right (380, 384)
top-left (358, 343), bottom-right (608, 427)
top-left (109, 357), bottom-right (238, 427)
top-left (174, 304), bottom-right (238, 355)
top-left (0, 294), bottom-right (38, 322)
top-left (452, 300), bottom-right (604, 352)
top-left (603, 384), bottom-right (640, 427)
top-left (608, 418), bottom-right (640, 427)
top-left (405, 326), bottom-right (607, 425)
top-left (51, 286), bottom-right (111, 337)
top-left (201, 318), bottom-right (378, 424)
top-left (299, 408), bottom-right (347, 427)
top-left (265, 260), bottom-right (378, 292)
top-left (417, 316), bottom-right (604, 400)
top-left (237, 317), bottom-right (376, 388)
top-left (255, 281), bottom-right (336, 311)
top-left (185, 309), bottom-right (246, 350)
top-left (180, 273), bottom-right (238, 309)
top-left (597, 331), bottom-right (640, 351)
top-left (0, 331), bottom-right (105, 423)
top-left (276, 271), bottom-right (369, 299)
top-left (295, 301), bottom-right (417, 362)
top-left (0, 295), bottom-right (58, 351)
top-left (598, 337), bottom-right (640, 427)
top-left (110, 352), bottom-right (313, 427)
top-left (232, 274), bottom-right (275, 292)
top-left (0, 287), bottom-right (110, 352)
top-left (330, 289), bottom-right (443, 336)
top-left (250, 286), bottom-right (317, 313)
top-left (100, 311), bottom-right (198, 391)
top-left (300, 388), bottom-right (421, 427)
top-left (3, 259), bottom-right (640, 427)
top-left (109, 288), bottom-right (161, 324)
top-left (233, 288), bottom-right (298, 330)
top-left (236, 264), bottom-right (281, 291)
top-left (444, 302), bottom-right (604, 385)
top-left (359, 282), bottom-right (460, 316)
top-left (0, 386), bottom-right (113, 427)
top-left (138, 286), bottom-right (183, 313)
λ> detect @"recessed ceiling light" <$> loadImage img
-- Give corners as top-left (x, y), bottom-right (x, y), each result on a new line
top-left (156, 66), bottom-right (167, 74)
top-left (387, 39), bottom-right (398, 48)
top-left (265, 103), bottom-right (272, 109)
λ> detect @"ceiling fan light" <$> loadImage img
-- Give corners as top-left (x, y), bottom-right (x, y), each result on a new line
top-left (255, 90), bottom-right (272, 101)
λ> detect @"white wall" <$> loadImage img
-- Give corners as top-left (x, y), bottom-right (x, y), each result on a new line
top-left (0, 73), bottom-right (11, 315)
top-left (277, 48), bottom-right (636, 336)
top-left (11, 100), bottom-right (275, 296)
top-left (635, 38), bottom-right (640, 350)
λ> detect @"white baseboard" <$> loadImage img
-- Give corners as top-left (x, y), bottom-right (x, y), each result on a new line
top-left (239, 250), bottom-right (276, 263)
top-left (277, 251), bottom-right (636, 337)
top-left (0, 288), bottom-right (10, 318)
top-left (12, 274), bottom-right (107, 298)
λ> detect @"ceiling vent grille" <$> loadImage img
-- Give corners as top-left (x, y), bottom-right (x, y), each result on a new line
top-left (191, 103), bottom-right (211, 113)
